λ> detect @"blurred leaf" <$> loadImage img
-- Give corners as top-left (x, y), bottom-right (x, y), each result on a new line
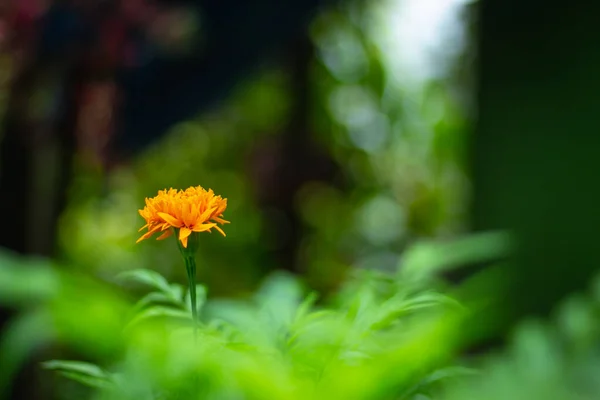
top-left (255, 272), bottom-right (304, 340)
top-left (50, 276), bottom-right (130, 359)
top-left (345, 283), bottom-right (376, 323)
top-left (117, 269), bottom-right (174, 296)
top-left (0, 311), bottom-right (53, 400)
top-left (0, 253), bottom-right (58, 306)
top-left (400, 231), bottom-right (513, 278)
top-left (42, 360), bottom-right (115, 390)
top-left (169, 284), bottom-right (184, 301)
top-left (256, 272), bottom-right (303, 309)
top-left (371, 292), bottom-right (462, 331)
top-left (125, 306), bottom-right (192, 331)
top-left (293, 291), bottom-right (319, 326)
top-left (423, 366), bottom-right (479, 384)
top-left (131, 290), bottom-right (184, 315)
top-left (204, 300), bottom-right (257, 330)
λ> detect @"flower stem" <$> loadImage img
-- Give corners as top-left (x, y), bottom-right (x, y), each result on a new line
top-left (175, 230), bottom-right (200, 339)
top-left (184, 256), bottom-right (199, 344)
top-left (185, 255), bottom-right (198, 323)
top-left (183, 256), bottom-right (199, 392)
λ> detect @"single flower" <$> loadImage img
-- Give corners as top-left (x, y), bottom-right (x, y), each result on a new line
top-left (136, 186), bottom-right (229, 248)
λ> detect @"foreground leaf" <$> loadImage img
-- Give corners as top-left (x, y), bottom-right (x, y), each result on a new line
top-left (42, 360), bottom-right (115, 390)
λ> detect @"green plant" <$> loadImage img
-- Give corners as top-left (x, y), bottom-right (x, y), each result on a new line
top-left (439, 274), bottom-right (600, 400)
top-left (0, 232), bottom-right (512, 399)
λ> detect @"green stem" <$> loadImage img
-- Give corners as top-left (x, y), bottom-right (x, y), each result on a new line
top-left (175, 234), bottom-right (199, 390)
top-left (185, 255), bottom-right (198, 323)
top-left (175, 231), bottom-right (200, 340)
top-left (184, 255), bottom-right (199, 393)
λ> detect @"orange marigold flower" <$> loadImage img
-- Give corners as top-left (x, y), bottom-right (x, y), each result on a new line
top-left (137, 186), bottom-right (229, 248)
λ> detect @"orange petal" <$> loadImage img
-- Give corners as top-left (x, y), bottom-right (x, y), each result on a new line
top-left (192, 223), bottom-right (216, 232)
top-left (181, 202), bottom-right (191, 227)
top-left (199, 207), bottom-right (216, 223)
top-left (136, 231), bottom-right (155, 243)
top-left (156, 230), bottom-right (173, 241)
top-left (214, 225), bottom-right (226, 237)
top-left (138, 224), bottom-right (149, 232)
top-left (180, 235), bottom-right (189, 248)
top-left (149, 224), bottom-right (163, 233)
top-left (179, 226), bottom-right (192, 241)
top-left (157, 212), bottom-right (183, 228)
top-left (212, 217), bottom-right (230, 224)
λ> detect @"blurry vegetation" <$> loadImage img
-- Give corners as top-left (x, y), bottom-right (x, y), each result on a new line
top-left (0, 232), bottom-right (505, 400)
top-left (6, 229), bottom-right (600, 399)
top-left (58, 0), bottom-right (471, 298)
top-left (441, 278), bottom-right (600, 400)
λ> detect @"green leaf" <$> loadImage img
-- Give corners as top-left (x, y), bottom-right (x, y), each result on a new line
top-left (0, 311), bottom-right (53, 400)
top-left (422, 366), bottom-right (479, 384)
top-left (42, 360), bottom-right (114, 390)
top-left (302, 309), bottom-right (337, 324)
top-left (168, 284), bottom-right (185, 302)
top-left (256, 272), bottom-right (304, 326)
top-left (397, 292), bottom-right (461, 312)
top-left (58, 372), bottom-right (112, 390)
top-left (42, 360), bottom-right (108, 378)
top-left (401, 366), bottom-right (479, 398)
top-left (125, 306), bottom-right (192, 331)
top-left (370, 292), bottom-right (462, 331)
top-left (400, 231), bottom-right (513, 278)
top-left (293, 291), bottom-right (319, 326)
top-left (131, 291), bottom-right (184, 315)
top-left (204, 300), bottom-right (260, 338)
top-left (116, 269), bottom-right (172, 295)
top-left (345, 285), bottom-right (376, 325)
top-left (287, 292), bottom-right (321, 346)
top-left (0, 254), bottom-right (59, 307)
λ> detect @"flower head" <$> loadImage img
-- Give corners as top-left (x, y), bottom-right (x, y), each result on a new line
top-left (137, 186), bottom-right (229, 248)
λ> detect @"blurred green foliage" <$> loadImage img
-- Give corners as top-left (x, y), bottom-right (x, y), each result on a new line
top-left (440, 280), bottom-right (600, 400)
top-left (57, 0), bottom-right (470, 297)
top-left (0, 232), bottom-right (509, 400)
top-left (2, 231), bottom-right (599, 399)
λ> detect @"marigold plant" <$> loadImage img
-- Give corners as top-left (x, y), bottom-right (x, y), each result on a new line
top-left (136, 185), bottom-right (229, 323)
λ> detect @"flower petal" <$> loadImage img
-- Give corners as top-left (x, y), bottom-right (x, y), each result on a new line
top-left (157, 212), bottom-right (183, 228)
top-left (192, 223), bottom-right (216, 232)
top-left (198, 207), bottom-right (216, 224)
top-left (156, 229), bottom-right (174, 240)
top-left (179, 226), bottom-right (192, 241)
top-left (214, 226), bottom-right (226, 237)
top-left (149, 224), bottom-right (163, 233)
top-left (182, 202), bottom-right (191, 227)
top-left (180, 235), bottom-right (189, 248)
top-left (136, 231), bottom-right (155, 243)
